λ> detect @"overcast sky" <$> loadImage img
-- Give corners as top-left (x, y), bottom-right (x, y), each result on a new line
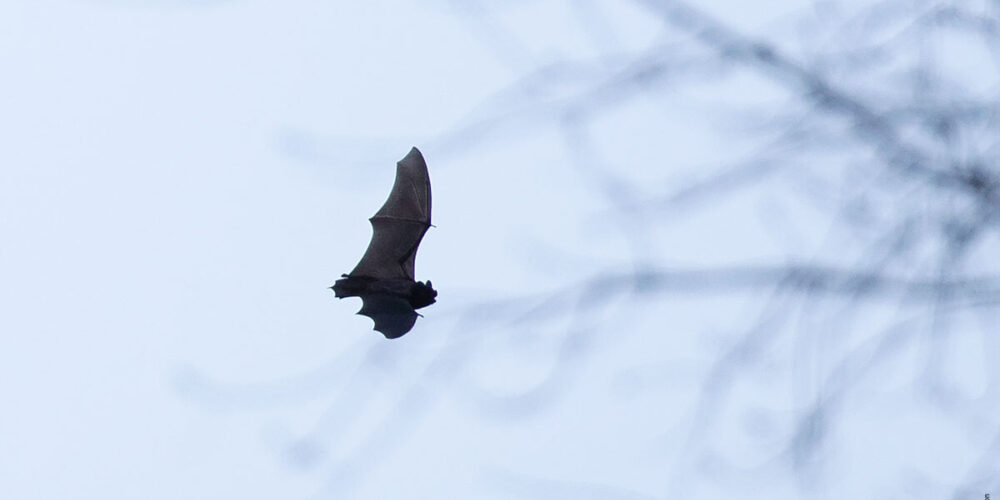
top-left (2, 1), bottom-right (998, 499)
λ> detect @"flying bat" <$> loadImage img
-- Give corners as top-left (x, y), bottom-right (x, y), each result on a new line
top-left (331, 147), bottom-right (437, 339)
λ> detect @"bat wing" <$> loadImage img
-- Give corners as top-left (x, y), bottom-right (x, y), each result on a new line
top-left (350, 147), bottom-right (432, 281)
top-left (358, 294), bottom-right (419, 339)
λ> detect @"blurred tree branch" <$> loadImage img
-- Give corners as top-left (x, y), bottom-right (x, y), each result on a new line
top-left (212, 0), bottom-right (1000, 497)
top-left (437, 0), bottom-right (1000, 496)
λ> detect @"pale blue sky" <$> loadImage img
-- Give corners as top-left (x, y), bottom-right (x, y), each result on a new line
top-left (2, 1), bottom-right (997, 499)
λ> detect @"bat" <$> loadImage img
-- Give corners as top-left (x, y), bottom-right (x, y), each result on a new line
top-left (331, 147), bottom-right (437, 338)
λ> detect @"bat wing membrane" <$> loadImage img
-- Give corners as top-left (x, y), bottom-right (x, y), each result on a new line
top-left (350, 148), bottom-right (432, 281)
top-left (358, 294), bottom-right (419, 339)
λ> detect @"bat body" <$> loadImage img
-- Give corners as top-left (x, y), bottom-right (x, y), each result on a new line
top-left (331, 147), bottom-right (437, 338)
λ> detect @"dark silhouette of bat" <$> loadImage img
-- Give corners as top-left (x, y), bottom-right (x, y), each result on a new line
top-left (331, 147), bottom-right (437, 338)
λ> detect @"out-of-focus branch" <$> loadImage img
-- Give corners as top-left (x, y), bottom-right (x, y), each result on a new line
top-left (634, 0), bottom-right (1000, 212)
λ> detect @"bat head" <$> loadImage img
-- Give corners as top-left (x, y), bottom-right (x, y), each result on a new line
top-left (408, 280), bottom-right (437, 310)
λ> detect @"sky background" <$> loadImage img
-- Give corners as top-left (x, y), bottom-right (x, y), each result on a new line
top-left (2, 1), bottom-right (998, 499)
